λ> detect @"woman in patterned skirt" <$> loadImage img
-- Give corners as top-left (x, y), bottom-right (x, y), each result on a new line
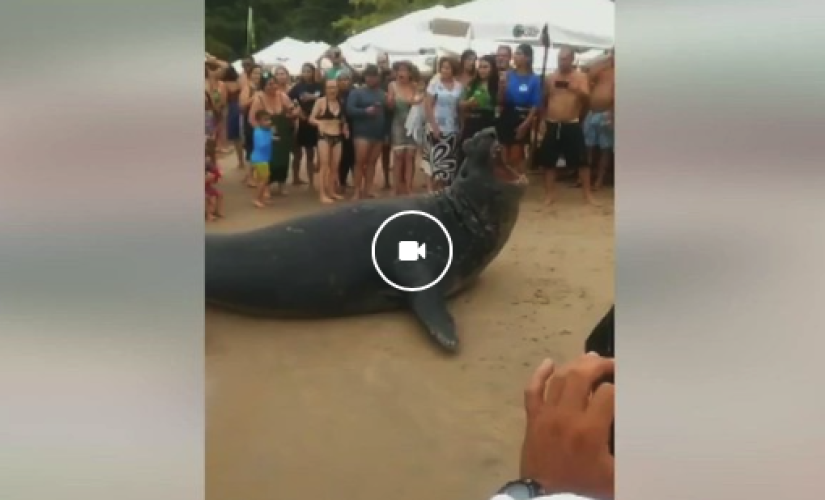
top-left (422, 56), bottom-right (463, 191)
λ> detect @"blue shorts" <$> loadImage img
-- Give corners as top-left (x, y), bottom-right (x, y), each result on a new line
top-left (584, 112), bottom-right (614, 150)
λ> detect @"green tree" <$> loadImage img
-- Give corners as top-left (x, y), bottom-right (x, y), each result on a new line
top-left (333, 0), bottom-right (465, 35)
top-left (205, 0), bottom-right (457, 59)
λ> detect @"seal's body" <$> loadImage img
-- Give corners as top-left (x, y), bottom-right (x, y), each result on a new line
top-left (206, 129), bottom-right (524, 352)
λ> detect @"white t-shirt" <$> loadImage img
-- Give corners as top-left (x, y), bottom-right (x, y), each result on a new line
top-left (426, 78), bottom-right (463, 134)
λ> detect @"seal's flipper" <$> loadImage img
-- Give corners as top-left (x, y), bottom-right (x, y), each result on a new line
top-left (407, 287), bottom-right (458, 352)
top-left (391, 261), bottom-right (459, 353)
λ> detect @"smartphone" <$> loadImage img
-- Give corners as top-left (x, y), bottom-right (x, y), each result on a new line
top-left (585, 305), bottom-right (615, 456)
top-left (554, 80), bottom-right (570, 89)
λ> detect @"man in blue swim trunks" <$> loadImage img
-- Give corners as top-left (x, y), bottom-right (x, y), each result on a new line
top-left (583, 109), bottom-right (613, 191)
top-left (587, 49), bottom-right (615, 191)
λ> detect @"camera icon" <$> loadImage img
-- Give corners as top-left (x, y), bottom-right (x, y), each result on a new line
top-left (398, 241), bottom-right (426, 261)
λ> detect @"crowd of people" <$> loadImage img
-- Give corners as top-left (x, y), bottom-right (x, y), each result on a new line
top-left (206, 41), bottom-right (616, 500)
top-left (204, 43), bottom-right (614, 220)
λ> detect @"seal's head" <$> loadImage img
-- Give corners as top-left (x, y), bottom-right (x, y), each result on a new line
top-left (457, 127), bottom-right (524, 187)
top-left (453, 128), bottom-right (524, 245)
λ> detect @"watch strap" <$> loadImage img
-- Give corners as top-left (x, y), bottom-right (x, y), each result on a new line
top-left (497, 478), bottom-right (546, 498)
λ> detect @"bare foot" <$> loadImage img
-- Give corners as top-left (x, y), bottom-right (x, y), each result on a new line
top-left (585, 196), bottom-right (601, 207)
top-left (292, 179), bottom-right (307, 186)
top-left (332, 193), bottom-right (344, 200)
top-left (253, 200), bottom-right (265, 208)
top-left (206, 214), bottom-right (217, 222)
top-left (214, 212), bottom-right (224, 218)
top-left (320, 197), bottom-right (335, 204)
top-left (544, 196), bottom-right (556, 206)
top-left (263, 190), bottom-right (271, 199)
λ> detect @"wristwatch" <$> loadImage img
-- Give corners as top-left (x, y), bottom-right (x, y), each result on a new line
top-left (495, 479), bottom-right (546, 499)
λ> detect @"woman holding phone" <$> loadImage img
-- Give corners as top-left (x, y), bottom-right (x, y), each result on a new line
top-left (458, 54), bottom-right (499, 166)
top-left (386, 61), bottom-right (422, 196)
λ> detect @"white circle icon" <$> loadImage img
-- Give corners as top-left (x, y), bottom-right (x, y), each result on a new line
top-left (370, 210), bottom-right (454, 292)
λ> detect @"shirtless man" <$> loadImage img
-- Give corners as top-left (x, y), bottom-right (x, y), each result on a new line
top-left (537, 47), bottom-right (597, 205)
top-left (589, 48), bottom-right (615, 114)
top-left (585, 49), bottom-right (614, 191)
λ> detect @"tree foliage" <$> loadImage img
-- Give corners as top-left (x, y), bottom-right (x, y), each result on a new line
top-left (205, 0), bottom-right (463, 60)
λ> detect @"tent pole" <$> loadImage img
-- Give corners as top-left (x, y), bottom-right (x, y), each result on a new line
top-left (529, 25), bottom-right (551, 171)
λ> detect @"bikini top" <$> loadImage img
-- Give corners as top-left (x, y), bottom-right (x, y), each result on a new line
top-left (315, 99), bottom-right (343, 121)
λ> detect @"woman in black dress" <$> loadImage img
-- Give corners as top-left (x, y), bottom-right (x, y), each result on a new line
top-left (288, 63), bottom-right (322, 188)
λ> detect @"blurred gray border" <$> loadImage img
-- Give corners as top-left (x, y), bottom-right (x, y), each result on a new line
top-left (2, 1), bottom-right (825, 500)
top-left (0, 2), bottom-right (205, 500)
top-left (618, 1), bottom-right (825, 500)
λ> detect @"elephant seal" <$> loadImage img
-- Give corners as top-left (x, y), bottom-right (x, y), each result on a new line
top-left (206, 128), bottom-right (525, 353)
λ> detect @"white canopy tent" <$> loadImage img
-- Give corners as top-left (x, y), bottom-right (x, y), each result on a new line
top-left (432, 0), bottom-right (614, 50)
top-left (341, 5), bottom-right (449, 55)
top-left (340, 4), bottom-right (477, 64)
top-left (234, 37), bottom-right (330, 74)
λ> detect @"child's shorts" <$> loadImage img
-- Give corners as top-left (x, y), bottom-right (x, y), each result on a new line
top-left (253, 162), bottom-right (270, 178)
top-left (206, 185), bottom-right (221, 198)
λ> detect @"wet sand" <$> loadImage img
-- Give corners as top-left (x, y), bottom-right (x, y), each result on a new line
top-left (206, 157), bottom-right (614, 500)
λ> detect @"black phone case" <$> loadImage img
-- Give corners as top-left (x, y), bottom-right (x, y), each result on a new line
top-left (585, 305), bottom-right (615, 455)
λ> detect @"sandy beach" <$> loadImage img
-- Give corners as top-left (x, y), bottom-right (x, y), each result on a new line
top-left (206, 157), bottom-right (614, 500)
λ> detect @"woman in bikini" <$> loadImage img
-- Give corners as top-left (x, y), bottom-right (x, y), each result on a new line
top-left (386, 61), bottom-right (422, 196)
top-left (247, 72), bottom-right (299, 197)
top-left (309, 78), bottom-right (348, 204)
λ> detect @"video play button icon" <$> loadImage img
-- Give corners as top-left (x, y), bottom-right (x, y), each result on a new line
top-left (398, 240), bottom-right (426, 261)
top-left (371, 210), bottom-right (454, 292)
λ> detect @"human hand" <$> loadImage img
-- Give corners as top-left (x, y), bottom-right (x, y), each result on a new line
top-left (365, 106), bottom-right (377, 115)
top-left (516, 122), bottom-right (530, 140)
top-left (520, 354), bottom-right (615, 499)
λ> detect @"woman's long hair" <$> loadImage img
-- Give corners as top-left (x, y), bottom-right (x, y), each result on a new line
top-left (515, 43), bottom-right (534, 73)
top-left (301, 62), bottom-right (316, 83)
top-left (459, 49), bottom-right (477, 79)
top-left (466, 54), bottom-right (500, 106)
